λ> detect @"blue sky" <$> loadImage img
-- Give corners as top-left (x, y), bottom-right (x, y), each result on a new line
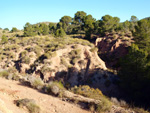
top-left (1, 0), bottom-right (150, 30)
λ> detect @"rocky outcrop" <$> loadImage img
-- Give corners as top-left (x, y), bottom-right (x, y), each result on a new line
top-left (95, 33), bottom-right (133, 68)
top-left (31, 44), bottom-right (107, 86)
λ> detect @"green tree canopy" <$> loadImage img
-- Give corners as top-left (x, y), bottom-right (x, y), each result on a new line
top-left (98, 15), bottom-right (120, 35)
top-left (24, 22), bottom-right (36, 37)
top-left (11, 27), bottom-right (18, 32)
top-left (33, 24), bottom-right (41, 35)
top-left (119, 44), bottom-right (150, 104)
top-left (60, 16), bottom-right (72, 33)
top-left (49, 23), bottom-right (56, 33)
top-left (39, 23), bottom-right (49, 35)
top-left (130, 15), bottom-right (138, 23)
top-left (55, 28), bottom-right (66, 37)
top-left (133, 19), bottom-right (150, 49)
top-left (74, 11), bottom-right (87, 25)
top-left (60, 16), bottom-right (72, 26)
top-left (71, 11), bottom-right (87, 34)
top-left (57, 22), bottom-right (63, 29)
top-left (4, 28), bottom-right (9, 31)
top-left (83, 15), bottom-right (95, 39)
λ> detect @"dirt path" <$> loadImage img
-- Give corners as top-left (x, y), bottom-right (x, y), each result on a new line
top-left (0, 78), bottom-right (90, 113)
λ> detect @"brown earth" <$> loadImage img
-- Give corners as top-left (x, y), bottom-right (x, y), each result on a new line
top-left (0, 77), bottom-right (90, 113)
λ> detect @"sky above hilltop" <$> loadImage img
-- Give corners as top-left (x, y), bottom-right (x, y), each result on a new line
top-left (1, 0), bottom-right (150, 30)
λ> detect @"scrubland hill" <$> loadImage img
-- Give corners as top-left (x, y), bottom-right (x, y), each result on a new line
top-left (0, 11), bottom-right (150, 113)
top-left (0, 33), bottom-right (136, 113)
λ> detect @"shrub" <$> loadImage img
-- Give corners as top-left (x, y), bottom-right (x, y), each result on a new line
top-left (22, 56), bottom-right (30, 64)
top-left (71, 58), bottom-right (78, 65)
top-left (30, 77), bottom-right (44, 90)
top-left (2, 30), bottom-right (5, 33)
top-left (96, 96), bottom-right (112, 112)
top-left (7, 52), bottom-right (15, 59)
top-left (78, 60), bottom-right (85, 65)
top-left (55, 28), bottom-right (66, 37)
top-left (16, 98), bottom-right (40, 113)
top-left (110, 97), bottom-right (120, 105)
top-left (33, 46), bottom-right (43, 57)
top-left (7, 73), bottom-right (20, 81)
top-left (120, 100), bottom-right (127, 107)
top-left (71, 45), bottom-right (78, 49)
top-left (69, 49), bottom-right (81, 57)
top-left (71, 85), bottom-right (103, 100)
top-left (1, 35), bottom-right (8, 44)
top-left (120, 32), bottom-right (125, 36)
top-left (44, 51), bottom-right (57, 59)
top-left (69, 49), bottom-right (81, 65)
top-left (41, 65), bottom-right (53, 74)
top-left (61, 57), bottom-right (68, 67)
top-left (4, 28), bottom-right (9, 31)
top-left (25, 46), bottom-right (34, 52)
top-left (20, 50), bottom-right (28, 58)
top-left (0, 70), bottom-right (9, 78)
top-left (45, 81), bottom-right (65, 95)
top-left (90, 47), bottom-right (98, 52)
top-left (133, 107), bottom-right (149, 113)
top-left (113, 34), bottom-right (118, 39)
top-left (11, 27), bottom-right (18, 32)
top-left (71, 85), bottom-right (112, 112)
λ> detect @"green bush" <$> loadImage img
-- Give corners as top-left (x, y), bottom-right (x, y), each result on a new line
top-left (1, 35), bottom-right (8, 44)
top-left (34, 45), bottom-right (43, 57)
top-left (71, 58), bottom-right (78, 65)
top-left (22, 56), bottom-right (30, 64)
top-left (96, 97), bottom-right (112, 112)
top-left (11, 27), bottom-right (18, 32)
top-left (41, 65), bottom-right (54, 74)
top-left (90, 47), bottom-right (98, 52)
top-left (7, 73), bottom-right (20, 81)
top-left (20, 50), bottom-right (28, 58)
top-left (25, 46), bottom-right (34, 52)
top-left (71, 85), bottom-right (103, 99)
top-left (61, 57), bottom-right (68, 67)
top-left (71, 85), bottom-right (112, 112)
top-left (0, 70), bottom-right (9, 78)
top-left (45, 81), bottom-right (65, 95)
top-left (30, 77), bottom-right (44, 90)
top-left (55, 28), bottom-right (66, 37)
top-left (69, 49), bottom-right (81, 64)
top-left (44, 51), bottom-right (57, 59)
top-left (16, 98), bottom-right (40, 113)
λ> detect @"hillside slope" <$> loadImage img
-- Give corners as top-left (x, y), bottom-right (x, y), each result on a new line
top-left (0, 77), bottom-right (90, 113)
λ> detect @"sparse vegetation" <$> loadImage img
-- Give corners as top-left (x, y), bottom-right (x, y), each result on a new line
top-left (71, 85), bottom-right (112, 112)
top-left (69, 49), bottom-right (81, 65)
top-left (29, 77), bottom-right (44, 90)
top-left (0, 9), bottom-right (150, 113)
top-left (16, 98), bottom-right (40, 113)
top-left (0, 70), bottom-right (9, 78)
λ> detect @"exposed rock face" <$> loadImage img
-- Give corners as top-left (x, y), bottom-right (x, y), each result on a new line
top-left (31, 44), bottom-right (107, 86)
top-left (95, 33), bottom-right (133, 68)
